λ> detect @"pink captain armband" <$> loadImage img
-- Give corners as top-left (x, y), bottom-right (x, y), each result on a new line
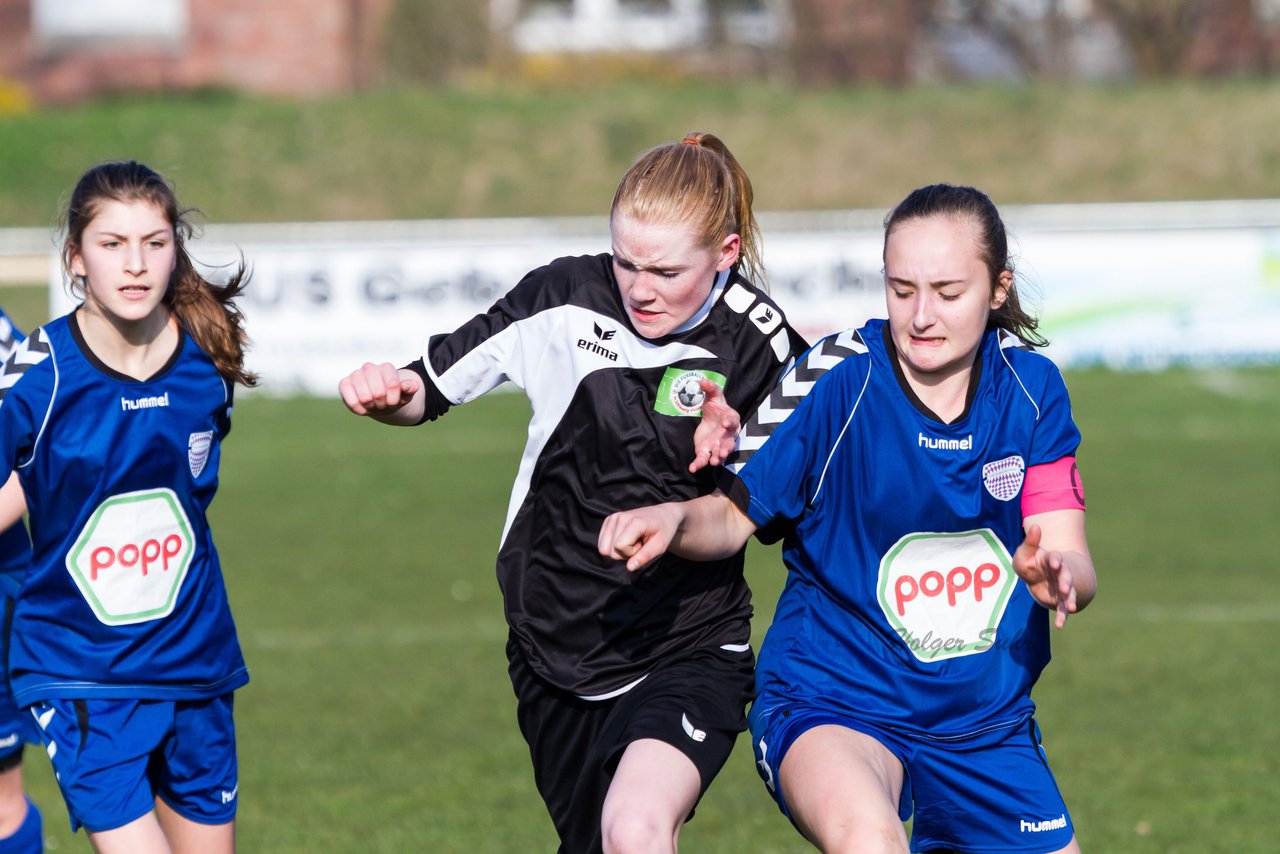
top-left (1021, 456), bottom-right (1086, 517)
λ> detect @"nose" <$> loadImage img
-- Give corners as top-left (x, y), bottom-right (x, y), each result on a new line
top-left (629, 270), bottom-right (660, 302)
top-left (912, 291), bottom-right (935, 329)
top-left (124, 242), bottom-right (147, 275)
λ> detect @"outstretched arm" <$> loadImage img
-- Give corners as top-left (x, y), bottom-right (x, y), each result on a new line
top-left (599, 490), bottom-right (758, 572)
top-left (339, 362), bottom-right (426, 426)
top-left (1014, 509), bottom-right (1097, 629)
top-left (689, 379), bottom-right (741, 473)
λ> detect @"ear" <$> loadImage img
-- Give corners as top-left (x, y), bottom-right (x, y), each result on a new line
top-left (69, 245), bottom-right (86, 279)
top-left (716, 232), bottom-right (741, 273)
top-left (991, 270), bottom-right (1013, 310)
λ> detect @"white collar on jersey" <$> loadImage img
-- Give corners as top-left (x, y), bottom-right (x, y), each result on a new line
top-left (669, 268), bottom-right (730, 336)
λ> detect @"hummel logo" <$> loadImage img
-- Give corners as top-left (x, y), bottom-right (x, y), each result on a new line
top-left (221, 783), bottom-right (239, 804)
top-left (0, 734), bottom-right (17, 749)
top-left (121, 391), bottom-right (170, 412)
top-left (593, 323), bottom-right (616, 341)
top-left (681, 713), bottom-right (707, 743)
top-left (919, 432), bottom-right (972, 451)
top-left (1020, 814), bottom-right (1067, 833)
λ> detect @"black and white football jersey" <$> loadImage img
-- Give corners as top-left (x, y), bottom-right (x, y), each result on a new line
top-left (409, 253), bottom-right (808, 698)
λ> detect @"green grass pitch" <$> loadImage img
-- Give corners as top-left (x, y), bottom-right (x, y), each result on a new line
top-left (21, 366), bottom-right (1280, 852)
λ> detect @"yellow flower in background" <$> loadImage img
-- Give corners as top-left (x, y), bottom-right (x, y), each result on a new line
top-left (0, 77), bottom-right (32, 116)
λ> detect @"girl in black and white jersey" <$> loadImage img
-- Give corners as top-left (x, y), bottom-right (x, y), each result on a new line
top-left (341, 133), bottom-right (808, 853)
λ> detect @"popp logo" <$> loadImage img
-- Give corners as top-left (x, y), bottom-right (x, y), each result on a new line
top-left (876, 529), bottom-right (1015, 663)
top-left (66, 488), bottom-right (195, 626)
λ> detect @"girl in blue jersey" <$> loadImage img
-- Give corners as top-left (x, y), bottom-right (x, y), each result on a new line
top-left (0, 309), bottom-right (44, 853)
top-left (0, 162), bottom-right (256, 853)
top-left (601, 184), bottom-right (1098, 853)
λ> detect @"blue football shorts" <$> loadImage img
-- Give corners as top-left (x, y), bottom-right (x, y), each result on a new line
top-left (0, 597), bottom-right (39, 769)
top-left (750, 699), bottom-right (1075, 853)
top-left (31, 694), bottom-right (238, 833)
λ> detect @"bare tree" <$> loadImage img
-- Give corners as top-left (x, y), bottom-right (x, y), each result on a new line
top-left (789, 0), bottom-right (924, 83)
top-left (1090, 0), bottom-right (1204, 76)
top-left (915, 0), bottom-right (1083, 79)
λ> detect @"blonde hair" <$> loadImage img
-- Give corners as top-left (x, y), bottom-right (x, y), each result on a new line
top-left (611, 132), bottom-right (766, 288)
top-left (61, 161), bottom-right (258, 386)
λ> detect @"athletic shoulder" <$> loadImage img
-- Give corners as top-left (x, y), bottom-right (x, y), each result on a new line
top-left (504, 253), bottom-right (613, 316)
top-left (725, 326), bottom-right (870, 474)
top-left (0, 309), bottom-right (24, 357)
top-left (0, 320), bottom-right (61, 408)
top-left (710, 273), bottom-right (808, 361)
top-left (990, 328), bottom-right (1072, 417)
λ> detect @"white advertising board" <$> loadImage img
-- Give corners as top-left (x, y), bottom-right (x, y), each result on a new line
top-left (45, 204), bottom-right (1280, 395)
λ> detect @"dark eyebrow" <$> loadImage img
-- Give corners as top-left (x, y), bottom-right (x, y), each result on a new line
top-left (97, 229), bottom-right (171, 240)
top-left (887, 276), bottom-right (966, 288)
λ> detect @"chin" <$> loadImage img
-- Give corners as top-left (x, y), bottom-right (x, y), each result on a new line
top-left (111, 303), bottom-right (165, 323)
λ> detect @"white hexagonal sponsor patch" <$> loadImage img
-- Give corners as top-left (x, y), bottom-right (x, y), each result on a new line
top-left (877, 529), bottom-right (1016, 663)
top-left (65, 488), bottom-right (195, 626)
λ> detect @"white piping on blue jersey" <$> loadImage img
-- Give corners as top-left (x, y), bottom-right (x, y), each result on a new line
top-left (997, 335), bottom-right (1042, 422)
top-left (912, 712), bottom-right (1033, 742)
top-left (18, 331), bottom-right (57, 472)
top-left (811, 364), bottom-right (872, 505)
top-left (731, 329), bottom-right (867, 475)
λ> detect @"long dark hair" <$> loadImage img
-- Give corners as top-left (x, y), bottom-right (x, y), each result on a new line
top-left (883, 183), bottom-right (1046, 347)
top-left (61, 160), bottom-right (258, 386)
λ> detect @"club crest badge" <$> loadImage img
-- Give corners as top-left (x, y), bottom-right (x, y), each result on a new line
top-left (982, 455), bottom-right (1025, 501)
top-left (653, 367), bottom-right (728, 417)
top-left (188, 431), bottom-right (213, 478)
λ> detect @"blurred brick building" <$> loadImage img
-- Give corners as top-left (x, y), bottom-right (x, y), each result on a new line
top-left (0, 0), bottom-right (393, 104)
top-left (2, 0), bottom-right (1276, 103)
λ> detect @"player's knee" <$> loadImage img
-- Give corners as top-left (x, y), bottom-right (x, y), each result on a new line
top-left (804, 813), bottom-right (909, 854)
top-left (601, 809), bottom-right (678, 854)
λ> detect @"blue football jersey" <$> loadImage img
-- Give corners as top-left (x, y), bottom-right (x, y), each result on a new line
top-left (0, 307), bottom-right (32, 598)
top-left (0, 312), bottom-right (248, 705)
top-left (738, 319), bottom-right (1080, 738)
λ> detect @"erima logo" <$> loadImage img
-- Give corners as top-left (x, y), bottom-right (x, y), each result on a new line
top-left (919, 432), bottom-right (972, 451)
top-left (751, 305), bottom-right (781, 334)
top-left (681, 713), bottom-right (707, 743)
top-left (1020, 814), bottom-right (1067, 833)
top-left (221, 783), bottom-right (239, 804)
top-left (121, 391), bottom-right (170, 412)
top-left (577, 322), bottom-right (618, 361)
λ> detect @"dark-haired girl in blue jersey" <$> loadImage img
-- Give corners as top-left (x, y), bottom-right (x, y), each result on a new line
top-left (602, 184), bottom-right (1098, 853)
top-left (0, 161), bottom-right (256, 854)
